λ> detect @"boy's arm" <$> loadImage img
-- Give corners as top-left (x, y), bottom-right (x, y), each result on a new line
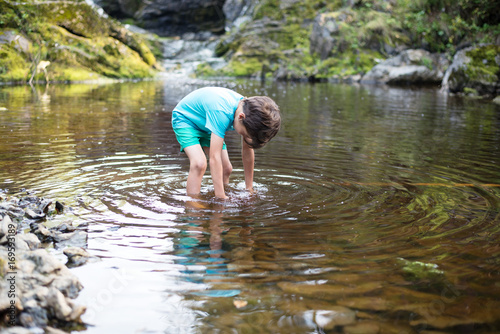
top-left (210, 133), bottom-right (228, 199)
top-left (242, 139), bottom-right (254, 191)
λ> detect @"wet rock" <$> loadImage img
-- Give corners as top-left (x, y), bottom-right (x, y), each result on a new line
top-left (25, 207), bottom-right (45, 220)
top-left (303, 307), bottom-right (356, 329)
top-left (38, 199), bottom-right (52, 214)
top-left (46, 287), bottom-right (85, 322)
top-left (64, 247), bottom-right (92, 267)
top-left (402, 297), bottom-right (500, 329)
top-left (278, 281), bottom-right (383, 298)
top-left (337, 297), bottom-right (392, 311)
top-left (53, 230), bottom-right (88, 249)
top-left (30, 223), bottom-right (55, 243)
top-left (441, 44), bottom-right (500, 96)
top-left (16, 233), bottom-right (41, 251)
top-left (0, 213), bottom-right (13, 238)
top-left (55, 201), bottom-right (64, 213)
top-left (361, 49), bottom-right (449, 85)
top-left (46, 327), bottom-right (70, 334)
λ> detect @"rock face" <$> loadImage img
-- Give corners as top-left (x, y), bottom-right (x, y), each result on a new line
top-left (441, 44), bottom-right (500, 96)
top-left (96, 0), bottom-right (226, 37)
top-left (361, 49), bottom-right (449, 85)
top-left (310, 12), bottom-right (342, 60)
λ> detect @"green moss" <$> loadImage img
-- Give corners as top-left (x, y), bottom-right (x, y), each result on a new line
top-left (195, 63), bottom-right (216, 77)
top-left (398, 258), bottom-right (444, 281)
top-left (463, 87), bottom-right (479, 96)
top-left (224, 57), bottom-right (265, 77)
top-left (49, 65), bottom-right (100, 82)
top-left (316, 49), bottom-right (383, 78)
top-left (0, 44), bottom-right (30, 82)
top-left (465, 44), bottom-right (500, 83)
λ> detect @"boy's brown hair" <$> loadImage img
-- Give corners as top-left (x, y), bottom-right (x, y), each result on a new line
top-left (241, 96), bottom-right (281, 149)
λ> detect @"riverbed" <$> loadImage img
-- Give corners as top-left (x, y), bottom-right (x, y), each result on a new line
top-left (1, 79), bottom-right (499, 333)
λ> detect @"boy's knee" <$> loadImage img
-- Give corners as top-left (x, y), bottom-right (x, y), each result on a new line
top-left (223, 163), bottom-right (233, 176)
top-left (191, 158), bottom-right (207, 173)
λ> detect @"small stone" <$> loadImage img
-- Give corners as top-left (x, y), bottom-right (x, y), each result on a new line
top-left (51, 275), bottom-right (84, 299)
top-left (55, 201), bottom-right (64, 213)
top-left (38, 199), bottom-right (52, 214)
top-left (25, 207), bottom-right (45, 220)
top-left (46, 326), bottom-right (70, 334)
top-left (305, 306), bottom-right (356, 329)
top-left (0, 214), bottom-right (13, 238)
top-left (46, 288), bottom-right (73, 320)
top-left (63, 246), bottom-right (91, 267)
top-left (54, 230), bottom-right (88, 248)
top-left (16, 233), bottom-right (41, 251)
top-left (31, 223), bottom-right (54, 243)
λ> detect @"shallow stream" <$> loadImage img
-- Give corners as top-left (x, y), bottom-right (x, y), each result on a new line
top-left (1, 80), bottom-right (499, 333)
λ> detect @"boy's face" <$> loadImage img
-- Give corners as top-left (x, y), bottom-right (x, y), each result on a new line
top-left (234, 102), bottom-right (251, 143)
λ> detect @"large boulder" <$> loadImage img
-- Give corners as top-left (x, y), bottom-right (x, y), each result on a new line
top-left (441, 44), bottom-right (500, 96)
top-left (361, 49), bottom-right (449, 85)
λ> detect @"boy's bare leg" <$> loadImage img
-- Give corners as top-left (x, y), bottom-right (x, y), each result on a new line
top-left (184, 144), bottom-right (207, 196)
top-left (221, 149), bottom-right (233, 184)
top-left (203, 147), bottom-right (233, 185)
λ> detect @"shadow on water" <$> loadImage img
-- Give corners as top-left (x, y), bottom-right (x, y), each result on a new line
top-left (1, 79), bottom-right (500, 333)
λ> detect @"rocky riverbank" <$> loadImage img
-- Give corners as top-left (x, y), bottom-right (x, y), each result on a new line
top-left (1, 0), bottom-right (499, 99)
top-left (0, 191), bottom-right (93, 332)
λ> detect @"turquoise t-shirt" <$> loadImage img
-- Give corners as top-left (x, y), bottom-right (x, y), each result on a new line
top-left (172, 87), bottom-right (244, 138)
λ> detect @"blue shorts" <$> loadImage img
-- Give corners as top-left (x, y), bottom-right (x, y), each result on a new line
top-left (173, 127), bottom-right (227, 152)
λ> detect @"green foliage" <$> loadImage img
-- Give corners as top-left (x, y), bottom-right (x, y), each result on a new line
top-left (397, 0), bottom-right (500, 53)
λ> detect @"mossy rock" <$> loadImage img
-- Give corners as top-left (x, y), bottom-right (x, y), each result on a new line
top-left (442, 44), bottom-right (500, 96)
top-left (0, 0), bottom-right (159, 83)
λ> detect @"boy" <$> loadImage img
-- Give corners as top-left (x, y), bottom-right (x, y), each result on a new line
top-left (172, 87), bottom-right (281, 199)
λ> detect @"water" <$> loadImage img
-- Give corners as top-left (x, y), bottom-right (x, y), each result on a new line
top-left (1, 80), bottom-right (500, 333)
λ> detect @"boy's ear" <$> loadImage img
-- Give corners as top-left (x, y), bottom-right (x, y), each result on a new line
top-left (238, 111), bottom-right (246, 120)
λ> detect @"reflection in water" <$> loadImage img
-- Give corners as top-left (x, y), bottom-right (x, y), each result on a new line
top-left (1, 80), bottom-right (500, 333)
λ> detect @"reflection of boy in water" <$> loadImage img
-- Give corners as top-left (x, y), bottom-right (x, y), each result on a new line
top-left (172, 87), bottom-right (281, 199)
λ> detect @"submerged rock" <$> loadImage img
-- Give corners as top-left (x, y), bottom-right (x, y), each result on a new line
top-left (361, 49), bottom-right (449, 85)
top-left (302, 307), bottom-right (356, 329)
top-left (278, 281), bottom-right (383, 298)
